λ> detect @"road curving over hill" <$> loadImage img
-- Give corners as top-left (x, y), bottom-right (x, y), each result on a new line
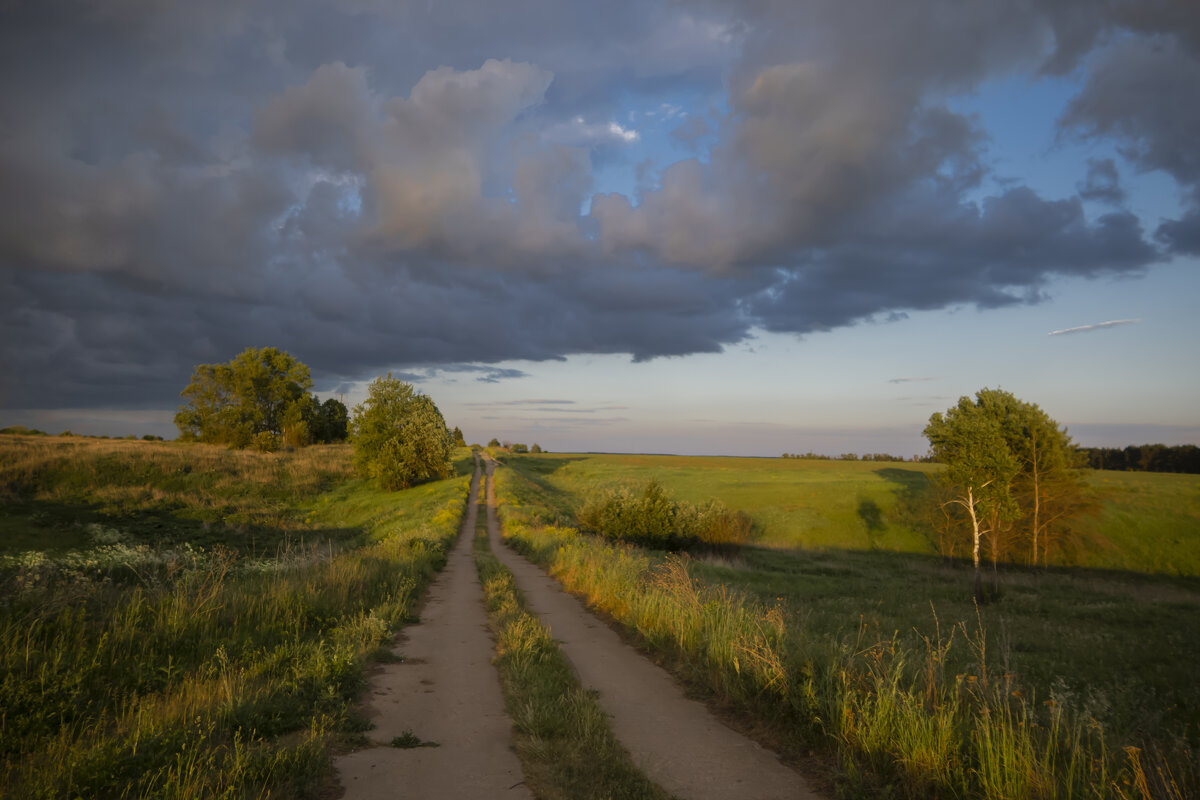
top-left (483, 458), bottom-right (823, 800)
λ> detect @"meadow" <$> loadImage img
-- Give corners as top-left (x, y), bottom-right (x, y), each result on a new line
top-left (0, 435), bottom-right (474, 799)
top-left (496, 451), bottom-right (1199, 799)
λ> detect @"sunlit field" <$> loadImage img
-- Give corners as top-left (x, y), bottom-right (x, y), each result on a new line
top-left (0, 435), bottom-right (473, 799)
top-left (497, 450), bottom-right (1200, 799)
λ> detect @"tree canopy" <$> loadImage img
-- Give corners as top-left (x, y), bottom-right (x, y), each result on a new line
top-left (174, 347), bottom-right (346, 449)
top-left (925, 389), bottom-right (1089, 596)
top-left (350, 374), bottom-right (454, 490)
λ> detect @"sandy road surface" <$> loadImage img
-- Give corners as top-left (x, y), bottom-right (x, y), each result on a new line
top-left (483, 459), bottom-right (822, 800)
top-left (334, 460), bottom-right (532, 800)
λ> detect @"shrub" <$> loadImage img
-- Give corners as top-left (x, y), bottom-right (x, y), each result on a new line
top-left (578, 480), bottom-right (751, 550)
top-left (253, 432), bottom-right (280, 453)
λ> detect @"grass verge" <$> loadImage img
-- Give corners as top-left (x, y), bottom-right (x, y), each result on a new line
top-left (472, 473), bottom-right (674, 800)
top-left (0, 436), bottom-right (474, 799)
top-left (494, 461), bottom-right (1197, 800)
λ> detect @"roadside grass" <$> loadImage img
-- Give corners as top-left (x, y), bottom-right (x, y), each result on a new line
top-left (494, 459), bottom-right (1198, 799)
top-left (0, 435), bottom-right (474, 799)
top-left (473, 473), bottom-right (673, 800)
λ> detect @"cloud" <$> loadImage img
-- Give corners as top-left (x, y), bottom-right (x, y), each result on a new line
top-left (1048, 319), bottom-right (1141, 336)
top-left (888, 377), bottom-right (938, 384)
top-left (0, 0), bottom-right (1193, 412)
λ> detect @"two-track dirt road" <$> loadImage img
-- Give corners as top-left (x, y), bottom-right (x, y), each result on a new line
top-left (334, 456), bottom-right (822, 799)
top-left (482, 458), bottom-right (820, 800)
top-left (334, 460), bottom-right (532, 799)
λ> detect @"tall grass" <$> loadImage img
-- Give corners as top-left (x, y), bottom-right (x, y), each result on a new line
top-left (0, 436), bottom-right (473, 799)
top-left (494, 465), bottom-right (1195, 800)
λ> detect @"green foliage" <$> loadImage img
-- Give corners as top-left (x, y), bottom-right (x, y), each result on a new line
top-left (530, 443), bottom-right (543, 453)
top-left (174, 346), bottom-right (315, 447)
top-left (510, 442), bottom-right (529, 453)
top-left (578, 479), bottom-right (752, 550)
top-left (350, 375), bottom-right (453, 491)
top-left (488, 437), bottom-right (501, 448)
top-left (451, 426), bottom-right (466, 447)
top-left (925, 389), bottom-right (1092, 569)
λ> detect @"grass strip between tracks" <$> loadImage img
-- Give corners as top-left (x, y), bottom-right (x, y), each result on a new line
top-left (472, 473), bottom-right (674, 800)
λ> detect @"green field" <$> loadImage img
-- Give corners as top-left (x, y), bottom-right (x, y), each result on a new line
top-left (503, 451), bottom-right (1200, 575)
top-left (497, 450), bottom-right (1200, 799)
top-left (0, 435), bottom-right (474, 799)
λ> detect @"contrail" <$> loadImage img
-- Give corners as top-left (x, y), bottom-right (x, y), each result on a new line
top-left (1048, 318), bottom-right (1140, 336)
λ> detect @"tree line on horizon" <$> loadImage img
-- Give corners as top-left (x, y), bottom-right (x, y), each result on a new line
top-left (1077, 443), bottom-right (1200, 474)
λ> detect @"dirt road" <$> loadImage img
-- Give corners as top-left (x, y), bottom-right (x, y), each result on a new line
top-left (334, 460), bottom-right (532, 799)
top-left (483, 459), bottom-right (822, 800)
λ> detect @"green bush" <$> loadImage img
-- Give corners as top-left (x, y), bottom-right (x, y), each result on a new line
top-left (577, 480), bottom-right (751, 550)
top-left (252, 432), bottom-right (280, 453)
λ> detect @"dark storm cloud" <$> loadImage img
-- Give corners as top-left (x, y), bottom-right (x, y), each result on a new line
top-left (0, 0), bottom-right (1194, 411)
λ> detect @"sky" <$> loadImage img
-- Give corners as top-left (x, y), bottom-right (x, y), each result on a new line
top-left (2, 0), bottom-right (1198, 456)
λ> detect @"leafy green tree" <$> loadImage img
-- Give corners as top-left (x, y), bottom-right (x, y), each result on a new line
top-left (530, 443), bottom-right (543, 453)
top-left (314, 397), bottom-right (349, 443)
top-left (452, 426), bottom-right (466, 447)
top-left (487, 437), bottom-right (501, 447)
top-left (175, 347), bottom-right (314, 447)
top-left (975, 389), bottom-right (1089, 566)
top-left (925, 393), bottom-right (1020, 602)
top-left (350, 375), bottom-right (453, 490)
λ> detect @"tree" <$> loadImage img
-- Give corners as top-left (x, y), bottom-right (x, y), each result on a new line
top-left (487, 437), bottom-right (501, 447)
top-left (175, 347), bottom-right (313, 447)
top-left (925, 389), bottom-right (1091, 594)
top-left (350, 374), bottom-right (453, 490)
top-left (967, 389), bottom-right (1091, 566)
top-left (452, 426), bottom-right (466, 447)
top-left (925, 393), bottom-right (1021, 602)
top-left (314, 398), bottom-right (349, 443)
top-left (530, 443), bottom-right (543, 453)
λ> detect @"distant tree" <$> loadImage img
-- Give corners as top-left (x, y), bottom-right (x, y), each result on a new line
top-left (350, 374), bottom-right (453, 490)
top-left (175, 347), bottom-right (314, 447)
top-left (530, 443), bottom-right (543, 453)
top-left (511, 443), bottom-right (528, 453)
top-left (452, 426), bottom-right (466, 447)
top-left (488, 437), bottom-right (501, 447)
top-left (925, 393), bottom-right (1021, 602)
top-left (313, 397), bottom-right (349, 443)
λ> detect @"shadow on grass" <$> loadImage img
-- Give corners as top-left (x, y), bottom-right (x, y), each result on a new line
top-left (0, 498), bottom-right (364, 558)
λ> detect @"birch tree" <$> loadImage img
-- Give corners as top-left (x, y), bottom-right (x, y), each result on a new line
top-left (924, 395), bottom-right (1020, 602)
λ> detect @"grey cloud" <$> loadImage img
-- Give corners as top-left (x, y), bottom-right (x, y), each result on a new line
top-left (0, 0), bottom-right (1193, 413)
top-left (1077, 158), bottom-right (1126, 205)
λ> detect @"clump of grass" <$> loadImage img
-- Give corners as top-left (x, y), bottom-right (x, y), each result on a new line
top-left (390, 731), bottom-right (439, 749)
top-left (494, 463), bottom-right (1198, 800)
top-left (473, 477), bottom-right (671, 800)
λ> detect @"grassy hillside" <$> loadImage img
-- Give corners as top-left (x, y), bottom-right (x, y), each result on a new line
top-left (0, 435), bottom-right (474, 799)
top-left (501, 451), bottom-right (1200, 576)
